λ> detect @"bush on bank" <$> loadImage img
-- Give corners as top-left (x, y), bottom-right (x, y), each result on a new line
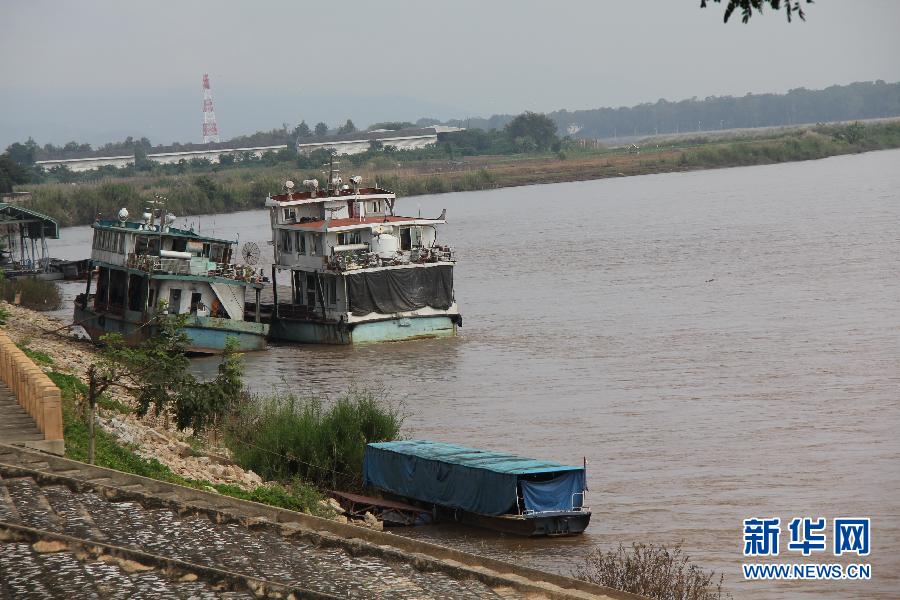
top-left (0, 277), bottom-right (62, 311)
top-left (573, 542), bottom-right (731, 600)
top-left (225, 388), bottom-right (404, 490)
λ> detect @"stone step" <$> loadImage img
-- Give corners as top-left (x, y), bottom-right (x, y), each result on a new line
top-left (3, 477), bottom-right (62, 531)
top-left (0, 538), bottom-right (259, 600)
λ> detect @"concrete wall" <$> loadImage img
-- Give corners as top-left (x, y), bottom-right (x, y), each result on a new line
top-left (298, 134), bottom-right (438, 156)
top-left (36, 156), bottom-right (134, 173)
top-left (147, 145), bottom-right (288, 165)
top-left (0, 330), bottom-right (63, 454)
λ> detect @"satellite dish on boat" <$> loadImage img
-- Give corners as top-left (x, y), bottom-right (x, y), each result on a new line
top-left (117, 207), bottom-right (129, 221)
top-left (241, 241), bottom-right (261, 265)
top-left (284, 180), bottom-right (295, 191)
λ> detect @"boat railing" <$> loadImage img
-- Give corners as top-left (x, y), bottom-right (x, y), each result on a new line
top-left (520, 492), bottom-right (589, 516)
top-left (326, 244), bottom-right (455, 272)
top-left (93, 299), bottom-right (125, 315)
top-left (126, 253), bottom-right (264, 283)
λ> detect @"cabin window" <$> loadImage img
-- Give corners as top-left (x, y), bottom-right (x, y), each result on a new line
top-left (134, 235), bottom-right (159, 256)
top-left (172, 238), bottom-right (187, 252)
top-left (108, 270), bottom-right (127, 309)
top-left (127, 274), bottom-right (145, 312)
top-left (312, 234), bottom-right (323, 255)
top-left (306, 274), bottom-right (317, 306)
top-left (327, 277), bottom-right (338, 306)
top-left (337, 231), bottom-right (361, 245)
top-left (95, 267), bottom-right (109, 309)
top-left (281, 230), bottom-right (293, 253)
top-left (411, 226), bottom-right (423, 248)
top-left (399, 227), bottom-right (411, 251)
top-left (148, 287), bottom-right (156, 310)
top-left (190, 292), bottom-right (203, 314)
top-left (94, 230), bottom-right (124, 253)
top-left (168, 288), bottom-right (182, 314)
top-left (296, 232), bottom-right (306, 255)
top-left (291, 271), bottom-right (302, 304)
top-left (209, 244), bottom-right (225, 263)
top-left (283, 207), bottom-right (297, 222)
top-left (371, 201), bottom-right (381, 213)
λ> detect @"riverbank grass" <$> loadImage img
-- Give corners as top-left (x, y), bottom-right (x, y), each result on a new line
top-left (48, 370), bottom-right (332, 517)
top-left (226, 388), bottom-right (404, 490)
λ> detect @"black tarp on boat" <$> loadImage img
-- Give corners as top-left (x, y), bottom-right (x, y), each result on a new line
top-left (346, 264), bottom-right (453, 316)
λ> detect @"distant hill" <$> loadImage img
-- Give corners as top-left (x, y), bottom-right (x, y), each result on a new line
top-left (433, 80), bottom-right (900, 139)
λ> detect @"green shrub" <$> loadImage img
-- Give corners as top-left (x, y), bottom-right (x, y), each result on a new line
top-left (0, 278), bottom-right (62, 310)
top-left (226, 387), bottom-right (404, 489)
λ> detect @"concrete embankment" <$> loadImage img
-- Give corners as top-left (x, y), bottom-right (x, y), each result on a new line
top-left (0, 443), bottom-right (643, 599)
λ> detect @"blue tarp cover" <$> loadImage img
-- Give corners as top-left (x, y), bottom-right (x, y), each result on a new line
top-left (363, 440), bottom-right (585, 516)
top-left (521, 472), bottom-right (585, 513)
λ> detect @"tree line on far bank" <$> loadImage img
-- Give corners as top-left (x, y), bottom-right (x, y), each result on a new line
top-left (0, 111), bottom-right (562, 191)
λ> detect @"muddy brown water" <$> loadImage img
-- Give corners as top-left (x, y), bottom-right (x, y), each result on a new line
top-left (50, 150), bottom-right (900, 598)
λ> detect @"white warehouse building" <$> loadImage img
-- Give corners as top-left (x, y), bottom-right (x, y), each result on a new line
top-left (296, 126), bottom-right (463, 156)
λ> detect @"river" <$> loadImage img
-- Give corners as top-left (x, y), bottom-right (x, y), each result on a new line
top-left (49, 150), bottom-right (900, 598)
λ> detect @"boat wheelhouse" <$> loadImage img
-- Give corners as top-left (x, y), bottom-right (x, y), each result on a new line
top-left (75, 209), bottom-right (268, 354)
top-left (364, 440), bottom-right (591, 536)
top-left (265, 174), bottom-right (460, 344)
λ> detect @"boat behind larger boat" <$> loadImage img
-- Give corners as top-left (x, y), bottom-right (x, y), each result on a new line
top-left (74, 207), bottom-right (268, 354)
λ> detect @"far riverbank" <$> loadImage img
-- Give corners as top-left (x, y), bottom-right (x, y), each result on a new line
top-left (17, 120), bottom-right (900, 228)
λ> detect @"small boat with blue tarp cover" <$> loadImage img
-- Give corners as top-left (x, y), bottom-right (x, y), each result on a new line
top-left (363, 440), bottom-right (591, 536)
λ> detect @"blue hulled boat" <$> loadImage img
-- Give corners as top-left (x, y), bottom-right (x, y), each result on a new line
top-left (75, 208), bottom-right (268, 354)
top-left (364, 440), bottom-right (591, 536)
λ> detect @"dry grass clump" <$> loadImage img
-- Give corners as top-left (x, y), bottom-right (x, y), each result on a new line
top-left (573, 542), bottom-right (732, 600)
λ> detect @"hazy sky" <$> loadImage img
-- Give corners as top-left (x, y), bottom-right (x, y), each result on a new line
top-left (2, 0), bottom-right (899, 146)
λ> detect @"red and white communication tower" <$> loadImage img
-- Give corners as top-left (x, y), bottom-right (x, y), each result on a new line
top-left (201, 73), bottom-right (220, 143)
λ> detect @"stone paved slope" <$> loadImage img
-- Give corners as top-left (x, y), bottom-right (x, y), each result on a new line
top-left (0, 444), bottom-right (641, 599)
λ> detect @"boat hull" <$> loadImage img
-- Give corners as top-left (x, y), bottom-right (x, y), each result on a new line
top-left (269, 314), bottom-right (457, 345)
top-left (74, 306), bottom-right (268, 354)
top-left (451, 509), bottom-right (592, 537)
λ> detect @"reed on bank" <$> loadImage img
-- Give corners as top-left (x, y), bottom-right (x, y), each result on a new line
top-left (0, 276), bottom-right (62, 311)
top-left (225, 387), bottom-right (404, 490)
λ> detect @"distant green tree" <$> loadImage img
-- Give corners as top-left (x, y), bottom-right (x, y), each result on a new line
top-left (700, 0), bottom-right (811, 23)
top-left (0, 154), bottom-right (30, 192)
top-left (314, 122), bottom-right (329, 137)
top-left (5, 138), bottom-right (38, 166)
top-left (368, 139), bottom-right (384, 152)
top-left (337, 119), bottom-right (357, 135)
top-left (293, 120), bottom-right (311, 138)
top-left (504, 112), bottom-right (559, 151)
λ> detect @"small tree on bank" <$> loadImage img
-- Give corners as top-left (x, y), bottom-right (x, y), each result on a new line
top-left (84, 314), bottom-right (244, 463)
top-left (504, 112), bottom-right (559, 151)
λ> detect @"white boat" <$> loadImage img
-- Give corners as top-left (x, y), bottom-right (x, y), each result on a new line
top-left (265, 169), bottom-right (461, 344)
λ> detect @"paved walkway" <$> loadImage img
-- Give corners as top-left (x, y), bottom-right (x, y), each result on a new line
top-left (0, 444), bottom-right (632, 599)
